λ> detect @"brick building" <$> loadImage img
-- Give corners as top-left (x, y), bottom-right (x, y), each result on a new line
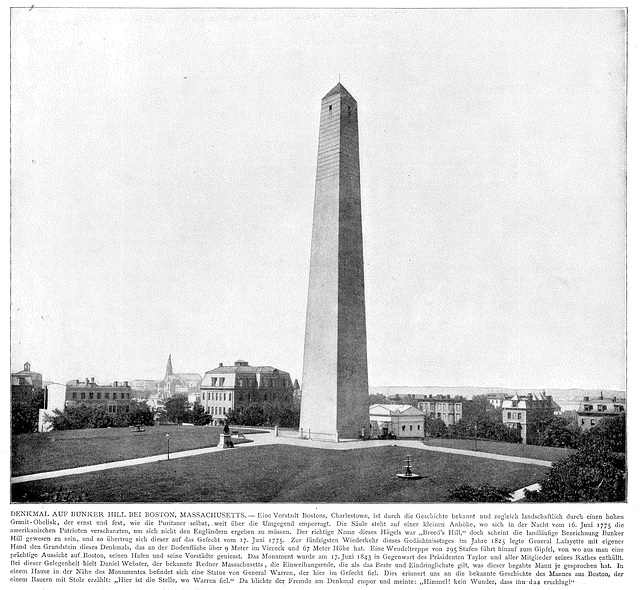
top-left (577, 392), bottom-right (626, 431)
top-left (65, 378), bottom-right (132, 415)
top-left (416, 395), bottom-right (465, 426)
top-left (502, 392), bottom-right (555, 444)
top-left (200, 360), bottom-right (294, 422)
top-left (11, 361), bottom-right (44, 402)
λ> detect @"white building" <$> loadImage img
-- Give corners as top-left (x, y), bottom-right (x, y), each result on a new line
top-left (38, 382), bottom-right (66, 432)
top-left (369, 404), bottom-right (425, 438)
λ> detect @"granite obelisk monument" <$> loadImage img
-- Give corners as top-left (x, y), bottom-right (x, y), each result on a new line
top-left (300, 83), bottom-right (370, 440)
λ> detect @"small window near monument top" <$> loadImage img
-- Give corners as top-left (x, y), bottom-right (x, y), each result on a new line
top-left (329, 105), bottom-right (332, 111)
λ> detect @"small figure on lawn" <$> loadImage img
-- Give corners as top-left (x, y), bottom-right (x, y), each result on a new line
top-left (223, 420), bottom-right (234, 448)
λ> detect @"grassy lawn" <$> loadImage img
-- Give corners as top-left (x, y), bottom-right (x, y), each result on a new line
top-left (422, 437), bottom-right (575, 462)
top-left (11, 425), bottom-right (236, 476)
top-left (12, 445), bottom-right (548, 503)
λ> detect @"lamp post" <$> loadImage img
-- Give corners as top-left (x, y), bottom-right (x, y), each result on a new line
top-left (474, 420), bottom-right (478, 452)
top-left (166, 433), bottom-right (170, 460)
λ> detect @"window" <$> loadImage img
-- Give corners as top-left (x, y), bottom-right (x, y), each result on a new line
top-left (597, 405), bottom-right (607, 412)
top-left (215, 392), bottom-right (218, 401)
top-left (417, 425), bottom-right (420, 431)
top-left (402, 425), bottom-right (406, 432)
top-left (591, 419), bottom-right (596, 426)
top-left (223, 392), bottom-right (226, 401)
top-left (81, 392), bottom-right (86, 399)
top-left (518, 413), bottom-right (522, 420)
top-left (584, 404), bottom-right (593, 411)
top-left (507, 412), bottom-right (511, 419)
top-left (329, 105), bottom-right (332, 112)
top-left (97, 392), bottom-right (101, 399)
top-left (239, 379), bottom-right (244, 387)
top-left (72, 392), bottom-right (77, 399)
top-left (220, 378), bottom-right (225, 386)
top-left (89, 392), bottom-right (94, 399)
top-left (410, 425), bottom-right (413, 431)
top-left (212, 377), bottom-right (217, 386)
top-left (121, 392), bottom-right (125, 399)
top-left (581, 419), bottom-right (585, 425)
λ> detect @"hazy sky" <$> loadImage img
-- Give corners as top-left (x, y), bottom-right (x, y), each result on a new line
top-left (10, 8), bottom-right (626, 389)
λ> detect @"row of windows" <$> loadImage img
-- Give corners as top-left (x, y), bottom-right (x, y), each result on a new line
top-left (210, 377), bottom-right (289, 388)
top-left (582, 404), bottom-right (624, 412)
top-left (581, 418), bottom-right (597, 426)
top-left (72, 391), bottom-right (130, 400)
top-left (207, 406), bottom-right (227, 415)
top-left (400, 424), bottom-right (420, 432)
top-left (506, 412), bottom-right (523, 420)
top-left (204, 391), bottom-right (229, 401)
top-left (420, 403), bottom-right (462, 411)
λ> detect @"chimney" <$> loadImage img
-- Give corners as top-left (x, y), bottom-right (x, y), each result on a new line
top-left (91, 377), bottom-right (95, 384)
top-left (85, 378), bottom-right (89, 385)
top-left (113, 381), bottom-right (118, 387)
top-left (584, 396), bottom-right (590, 401)
top-left (600, 391), bottom-right (604, 400)
top-left (219, 363), bottom-right (223, 367)
top-left (612, 396), bottom-right (617, 402)
top-left (124, 381), bottom-right (129, 387)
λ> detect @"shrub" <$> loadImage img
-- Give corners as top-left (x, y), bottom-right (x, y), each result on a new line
top-left (525, 439), bottom-right (625, 502)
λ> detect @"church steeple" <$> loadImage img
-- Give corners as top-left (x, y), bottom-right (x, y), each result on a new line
top-left (165, 354), bottom-right (173, 379)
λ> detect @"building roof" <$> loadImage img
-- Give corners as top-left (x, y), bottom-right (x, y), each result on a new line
top-left (369, 404), bottom-right (425, 416)
top-left (204, 363), bottom-right (284, 376)
top-left (12, 375), bottom-right (33, 386)
top-left (323, 82), bottom-right (354, 100)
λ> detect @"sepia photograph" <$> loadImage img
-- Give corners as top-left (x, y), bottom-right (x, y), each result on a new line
top-left (10, 7), bottom-right (626, 504)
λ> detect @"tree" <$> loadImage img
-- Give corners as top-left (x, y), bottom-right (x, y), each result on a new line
top-left (534, 417), bottom-right (580, 448)
top-left (424, 417), bottom-right (448, 438)
top-left (127, 400), bottom-right (155, 427)
top-left (12, 400), bottom-right (41, 434)
top-left (263, 400), bottom-right (300, 427)
top-left (464, 396), bottom-right (502, 423)
top-left (47, 404), bottom-right (113, 430)
top-left (11, 389), bottom-right (45, 434)
top-left (227, 403), bottom-right (265, 427)
top-left (449, 484), bottom-right (512, 503)
top-left (525, 439), bottom-right (626, 502)
top-left (164, 395), bottom-right (191, 424)
top-left (190, 402), bottom-right (212, 426)
top-left (581, 414), bottom-right (626, 453)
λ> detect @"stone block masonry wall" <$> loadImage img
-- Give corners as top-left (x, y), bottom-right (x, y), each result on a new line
top-left (301, 83), bottom-right (370, 440)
